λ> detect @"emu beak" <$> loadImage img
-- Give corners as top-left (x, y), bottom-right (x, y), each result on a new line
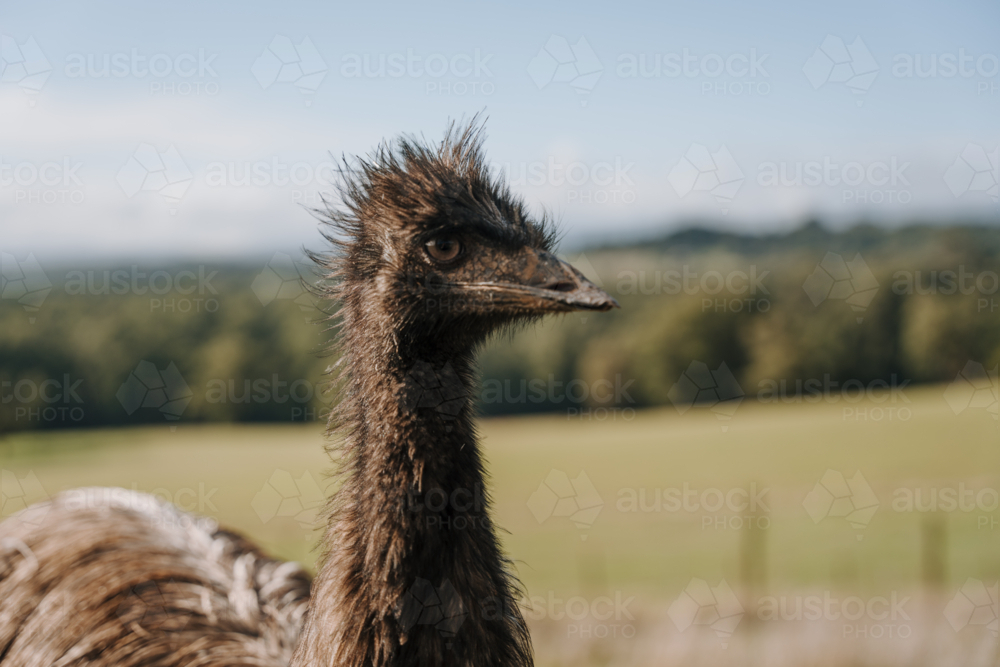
top-left (523, 251), bottom-right (619, 312)
top-left (449, 249), bottom-right (619, 313)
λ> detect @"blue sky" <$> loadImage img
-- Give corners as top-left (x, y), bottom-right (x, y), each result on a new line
top-left (2, 0), bottom-right (998, 259)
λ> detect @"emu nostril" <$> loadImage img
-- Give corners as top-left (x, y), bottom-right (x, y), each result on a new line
top-left (543, 281), bottom-right (577, 293)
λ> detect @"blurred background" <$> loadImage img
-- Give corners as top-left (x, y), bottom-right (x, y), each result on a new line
top-left (2, 0), bottom-right (999, 664)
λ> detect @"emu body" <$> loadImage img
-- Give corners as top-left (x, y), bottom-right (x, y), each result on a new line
top-left (0, 488), bottom-right (310, 666)
top-left (0, 123), bottom-right (615, 666)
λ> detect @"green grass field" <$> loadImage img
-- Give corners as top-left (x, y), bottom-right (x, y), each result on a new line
top-left (3, 383), bottom-right (997, 600)
top-left (3, 384), bottom-right (999, 665)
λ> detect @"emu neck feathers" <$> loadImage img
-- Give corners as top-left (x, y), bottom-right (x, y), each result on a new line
top-left (289, 308), bottom-right (532, 667)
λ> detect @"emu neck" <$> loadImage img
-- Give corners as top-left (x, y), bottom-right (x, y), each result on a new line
top-left (290, 307), bottom-right (531, 667)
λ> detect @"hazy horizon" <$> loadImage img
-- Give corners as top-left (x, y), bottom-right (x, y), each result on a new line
top-left (2, 0), bottom-right (998, 260)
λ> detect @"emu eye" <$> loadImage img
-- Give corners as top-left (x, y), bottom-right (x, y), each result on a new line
top-left (425, 236), bottom-right (462, 263)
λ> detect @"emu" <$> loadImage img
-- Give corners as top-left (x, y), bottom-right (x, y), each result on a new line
top-left (0, 122), bottom-right (616, 667)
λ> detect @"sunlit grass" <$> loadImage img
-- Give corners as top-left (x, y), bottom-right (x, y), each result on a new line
top-left (2, 383), bottom-right (997, 601)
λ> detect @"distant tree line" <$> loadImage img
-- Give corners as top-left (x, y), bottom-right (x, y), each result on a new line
top-left (1, 222), bottom-right (998, 433)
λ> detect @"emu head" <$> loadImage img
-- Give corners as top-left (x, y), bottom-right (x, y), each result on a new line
top-left (320, 122), bottom-right (617, 355)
